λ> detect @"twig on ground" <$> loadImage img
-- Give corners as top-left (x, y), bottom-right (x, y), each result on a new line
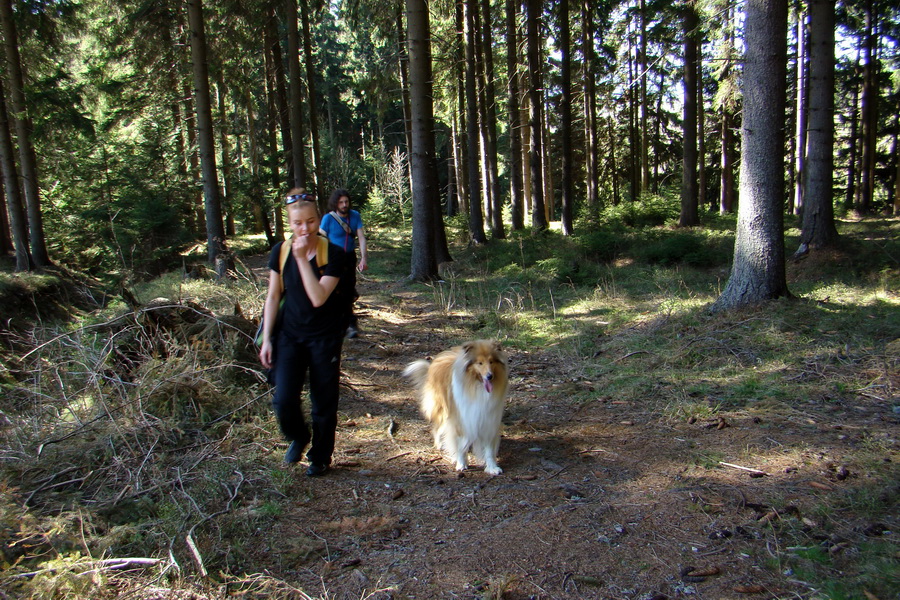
top-left (719, 461), bottom-right (767, 475)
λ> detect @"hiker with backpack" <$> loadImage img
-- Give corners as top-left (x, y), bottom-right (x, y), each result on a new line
top-left (319, 189), bottom-right (368, 338)
top-left (258, 189), bottom-right (352, 477)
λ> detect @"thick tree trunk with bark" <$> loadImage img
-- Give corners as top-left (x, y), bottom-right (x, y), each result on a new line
top-left (0, 0), bottom-right (49, 267)
top-left (300, 0), bottom-right (323, 199)
top-left (559, 0), bottom-right (574, 235)
top-left (481, 0), bottom-right (504, 239)
top-left (285, 0), bottom-right (307, 188)
top-left (464, 0), bottom-right (487, 243)
top-left (582, 0), bottom-right (599, 221)
top-left (792, 7), bottom-right (808, 216)
top-left (507, 0), bottom-right (524, 230)
top-left (0, 78), bottom-right (30, 271)
top-left (187, 0), bottom-right (232, 275)
top-left (857, 0), bottom-right (877, 214)
top-left (406, 0), bottom-right (447, 280)
top-left (679, 4), bottom-right (700, 227)
top-left (796, 0), bottom-right (839, 254)
top-left (713, 0), bottom-right (791, 312)
top-left (526, 0), bottom-right (547, 229)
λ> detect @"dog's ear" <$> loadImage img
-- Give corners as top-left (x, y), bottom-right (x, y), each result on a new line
top-left (492, 340), bottom-right (502, 353)
top-left (462, 341), bottom-right (475, 355)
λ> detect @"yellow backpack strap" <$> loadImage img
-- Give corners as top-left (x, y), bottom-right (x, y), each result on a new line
top-left (278, 237), bottom-right (292, 293)
top-left (316, 235), bottom-right (329, 269)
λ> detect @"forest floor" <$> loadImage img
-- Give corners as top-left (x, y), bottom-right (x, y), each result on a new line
top-left (209, 253), bottom-right (897, 600)
top-left (1, 230), bottom-right (897, 600)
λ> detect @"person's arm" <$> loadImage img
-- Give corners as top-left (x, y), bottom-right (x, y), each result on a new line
top-left (356, 227), bottom-right (368, 272)
top-left (258, 269), bottom-right (282, 369)
top-left (293, 235), bottom-right (339, 307)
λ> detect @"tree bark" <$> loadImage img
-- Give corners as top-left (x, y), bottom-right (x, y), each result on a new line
top-left (285, 0), bottom-right (307, 188)
top-left (712, 0), bottom-right (791, 312)
top-left (791, 7), bottom-right (808, 216)
top-left (857, 0), bottom-right (877, 214)
top-left (187, 0), bottom-right (231, 275)
top-left (464, 0), bottom-right (487, 243)
top-left (0, 77), bottom-right (30, 271)
top-left (406, 0), bottom-right (447, 280)
top-left (679, 3), bottom-right (700, 227)
top-left (796, 0), bottom-right (839, 253)
top-left (526, 0), bottom-right (547, 229)
top-left (0, 0), bottom-right (49, 267)
top-left (581, 0), bottom-right (599, 221)
top-left (559, 0), bottom-right (574, 235)
top-left (300, 0), bottom-right (323, 199)
top-left (506, 0), bottom-right (524, 230)
top-left (480, 0), bottom-right (504, 239)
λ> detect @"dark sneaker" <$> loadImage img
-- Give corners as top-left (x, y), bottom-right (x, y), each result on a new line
top-left (284, 438), bottom-right (307, 464)
top-left (346, 326), bottom-right (359, 339)
top-left (305, 463), bottom-right (329, 477)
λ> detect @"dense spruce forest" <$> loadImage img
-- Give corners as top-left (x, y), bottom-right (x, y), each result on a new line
top-left (0, 0), bottom-right (897, 280)
top-left (0, 0), bottom-right (898, 599)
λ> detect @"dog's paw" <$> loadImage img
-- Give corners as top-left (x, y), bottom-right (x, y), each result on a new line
top-left (455, 461), bottom-right (468, 472)
top-left (485, 465), bottom-right (503, 476)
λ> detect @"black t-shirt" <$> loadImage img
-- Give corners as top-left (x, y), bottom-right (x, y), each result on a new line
top-left (267, 239), bottom-right (351, 339)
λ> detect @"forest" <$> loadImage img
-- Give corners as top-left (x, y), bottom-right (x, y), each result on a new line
top-left (1, 0), bottom-right (899, 598)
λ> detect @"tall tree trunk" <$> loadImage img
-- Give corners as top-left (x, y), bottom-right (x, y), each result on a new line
top-left (481, 0), bottom-right (504, 239)
top-left (183, 78), bottom-right (205, 236)
top-left (187, 0), bottom-right (231, 275)
top-left (582, 0), bottom-right (599, 221)
top-left (796, 0), bottom-right (839, 254)
top-left (639, 0), bottom-right (649, 194)
top-left (559, 0), bottom-right (574, 235)
top-left (264, 15), bottom-right (285, 239)
top-left (0, 0), bottom-right (49, 267)
top-left (285, 0), bottom-right (307, 188)
top-left (397, 5), bottom-right (415, 197)
top-left (300, 0), bottom-right (323, 198)
top-left (627, 32), bottom-right (639, 202)
top-left (454, 0), bottom-right (470, 218)
top-left (857, 0), bottom-right (877, 214)
top-left (267, 11), bottom-right (294, 190)
top-left (679, 3), bottom-right (700, 227)
top-left (464, 0), bottom-right (487, 243)
top-left (407, 0), bottom-right (448, 280)
top-left (792, 6), bottom-right (808, 216)
top-left (844, 51), bottom-right (860, 212)
top-left (713, 0), bottom-right (791, 312)
top-left (471, 0), bottom-right (492, 227)
top-left (697, 50), bottom-right (708, 211)
top-left (216, 75), bottom-right (235, 237)
top-left (526, 0), bottom-right (547, 229)
top-left (507, 0), bottom-right (524, 230)
top-left (0, 78), bottom-right (30, 271)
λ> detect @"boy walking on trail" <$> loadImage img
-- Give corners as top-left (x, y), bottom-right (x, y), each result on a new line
top-left (320, 189), bottom-right (368, 338)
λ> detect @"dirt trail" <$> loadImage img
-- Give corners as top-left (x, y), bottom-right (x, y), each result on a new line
top-left (231, 259), bottom-right (893, 600)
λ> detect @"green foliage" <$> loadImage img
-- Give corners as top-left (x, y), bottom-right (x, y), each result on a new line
top-left (598, 194), bottom-right (681, 229)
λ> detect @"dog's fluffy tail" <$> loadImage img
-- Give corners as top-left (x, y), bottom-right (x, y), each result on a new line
top-left (402, 359), bottom-right (431, 389)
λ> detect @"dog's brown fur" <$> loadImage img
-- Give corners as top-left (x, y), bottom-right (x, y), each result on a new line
top-left (403, 340), bottom-right (508, 474)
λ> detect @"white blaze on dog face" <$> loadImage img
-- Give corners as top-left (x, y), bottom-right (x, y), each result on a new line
top-left (463, 341), bottom-right (506, 394)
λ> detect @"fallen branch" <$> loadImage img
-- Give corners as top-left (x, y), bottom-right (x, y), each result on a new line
top-left (719, 461), bottom-right (767, 476)
top-left (10, 557), bottom-right (162, 579)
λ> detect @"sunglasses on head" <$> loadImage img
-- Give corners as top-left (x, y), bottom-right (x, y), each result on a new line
top-left (286, 192), bottom-right (314, 204)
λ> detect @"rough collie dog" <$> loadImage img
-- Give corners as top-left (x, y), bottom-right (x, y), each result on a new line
top-left (403, 340), bottom-right (509, 475)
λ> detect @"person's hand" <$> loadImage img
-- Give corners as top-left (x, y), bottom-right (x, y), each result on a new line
top-left (292, 233), bottom-right (312, 257)
top-left (357, 257), bottom-right (368, 272)
top-left (259, 340), bottom-right (274, 369)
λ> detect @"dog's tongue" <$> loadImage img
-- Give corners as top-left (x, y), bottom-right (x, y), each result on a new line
top-left (484, 379), bottom-right (493, 394)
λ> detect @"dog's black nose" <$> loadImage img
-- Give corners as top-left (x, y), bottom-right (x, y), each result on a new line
top-left (485, 372), bottom-right (493, 381)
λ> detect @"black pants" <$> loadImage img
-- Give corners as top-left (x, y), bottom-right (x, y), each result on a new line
top-left (271, 334), bottom-right (343, 465)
